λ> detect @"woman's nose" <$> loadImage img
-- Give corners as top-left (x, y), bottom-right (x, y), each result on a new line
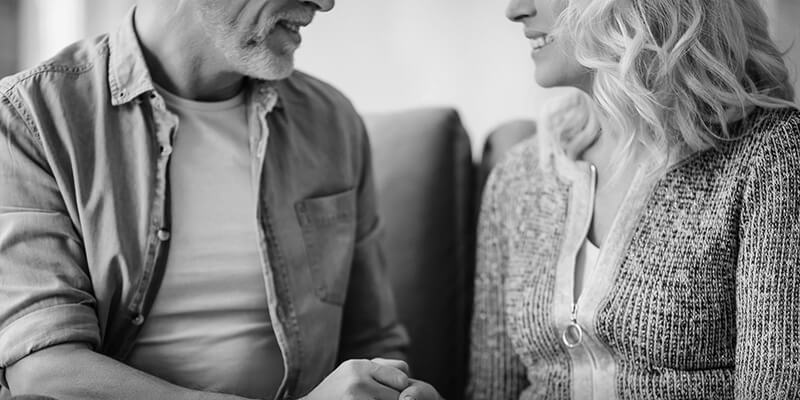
top-left (301, 0), bottom-right (334, 12)
top-left (506, 0), bottom-right (537, 22)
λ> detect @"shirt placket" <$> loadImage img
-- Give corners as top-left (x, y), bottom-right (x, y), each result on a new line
top-left (248, 86), bottom-right (295, 399)
top-left (115, 91), bottom-right (179, 360)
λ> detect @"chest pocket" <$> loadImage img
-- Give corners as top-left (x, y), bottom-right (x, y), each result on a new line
top-left (295, 189), bottom-right (357, 306)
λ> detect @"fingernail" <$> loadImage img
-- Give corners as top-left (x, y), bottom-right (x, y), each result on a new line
top-left (403, 396), bottom-right (415, 400)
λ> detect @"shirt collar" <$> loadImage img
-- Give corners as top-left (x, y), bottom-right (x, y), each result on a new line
top-left (107, 6), bottom-right (283, 110)
top-left (107, 7), bottom-right (154, 106)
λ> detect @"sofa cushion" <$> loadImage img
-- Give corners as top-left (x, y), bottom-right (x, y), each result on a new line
top-left (365, 108), bottom-right (474, 400)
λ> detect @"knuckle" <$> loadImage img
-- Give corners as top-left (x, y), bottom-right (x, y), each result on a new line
top-left (341, 359), bottom-right (363, 373)
top-left (398, 360), bottom-right (410, 371)
top-left (338, 359), bottom-right (352, 371)
top-left (364, 360), bottom-right (382, 375)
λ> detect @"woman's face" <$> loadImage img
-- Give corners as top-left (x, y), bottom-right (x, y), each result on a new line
top-left (506, 0), bottom-right (592, 91)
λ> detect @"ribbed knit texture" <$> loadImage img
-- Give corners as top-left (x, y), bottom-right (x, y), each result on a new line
top-left (467, 108), bottom-right (800, 400)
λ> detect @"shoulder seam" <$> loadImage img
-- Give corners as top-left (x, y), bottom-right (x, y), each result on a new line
top-left (0, 90), bottom-right (41, 143)
top-left (0, 62), bottom-right (94, 98)
top-left (0, 37), bottom-right (104, 98)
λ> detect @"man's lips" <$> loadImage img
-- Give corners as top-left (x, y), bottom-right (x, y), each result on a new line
top-left (277, 20), bottom-right (301, 33)
top-left (271, 12), bottom-right (313, 33)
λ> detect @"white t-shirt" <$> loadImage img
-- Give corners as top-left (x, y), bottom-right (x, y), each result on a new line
top-left (127, 86), bottom-right (284, 399)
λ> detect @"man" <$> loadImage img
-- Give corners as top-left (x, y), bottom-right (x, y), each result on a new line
top-left (0, 1), bottom-right (440, 399)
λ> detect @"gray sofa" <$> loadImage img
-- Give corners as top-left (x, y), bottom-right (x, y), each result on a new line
top-left (366, 108), bottom-right (536, 399)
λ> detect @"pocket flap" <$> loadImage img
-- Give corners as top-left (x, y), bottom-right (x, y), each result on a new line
top-left (294, 188), bottom-right (357, 306)
top-left (296, 189), bottom-right (357, 226)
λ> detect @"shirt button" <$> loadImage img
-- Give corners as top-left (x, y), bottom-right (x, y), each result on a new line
top-left (160, 144), bottom-right (173, 156)
top-left (132, 314), bottom-right (145, 326)
top-left (157, 229), bottom-right (171, 241)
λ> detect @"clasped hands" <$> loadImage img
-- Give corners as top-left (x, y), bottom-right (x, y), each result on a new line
top-left (301, 358), bottom-right (442, 400)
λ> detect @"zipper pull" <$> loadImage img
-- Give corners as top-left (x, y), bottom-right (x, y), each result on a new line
top-left (563, 302), bottom-right (584, 348)
top-left (570, 302), bottom-right (579, 323)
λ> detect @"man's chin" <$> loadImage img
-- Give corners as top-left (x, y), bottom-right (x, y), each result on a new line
top-left (265, 66), bottom-right (295, 80)
top-left (237, 55), bottom-right (295, 81)
top-left (251, 69), bottom-right (294, 81)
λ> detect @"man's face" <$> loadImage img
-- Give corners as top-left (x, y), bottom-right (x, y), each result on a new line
top-left (194, 0), bottom-right (333, 80)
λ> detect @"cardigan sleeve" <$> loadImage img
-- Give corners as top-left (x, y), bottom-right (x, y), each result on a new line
top-left (466, 165), bottom-right (529, 400)
top-left (735, 113), bottom-right (800, 398)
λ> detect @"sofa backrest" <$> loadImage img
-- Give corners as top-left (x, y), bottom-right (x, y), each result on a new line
top-left (365, 108), bottom-right (474, 399)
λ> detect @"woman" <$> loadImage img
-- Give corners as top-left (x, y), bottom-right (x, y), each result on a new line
top-left (468, 0), bottom-right (800, 399)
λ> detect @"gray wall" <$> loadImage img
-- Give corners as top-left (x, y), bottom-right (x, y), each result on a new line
top-left (0, 0), bottom-right (19, 77)
top-left (763, 0), bottom-right (800, 102)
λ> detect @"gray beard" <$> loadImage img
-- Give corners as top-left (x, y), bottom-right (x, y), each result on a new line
top-left (225, 44), bottom-right (295, 81)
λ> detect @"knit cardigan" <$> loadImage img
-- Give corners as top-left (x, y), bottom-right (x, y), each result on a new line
top-left (467, 107), bottom-right (800, 400)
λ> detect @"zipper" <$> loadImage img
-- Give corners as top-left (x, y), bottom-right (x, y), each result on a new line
top-left (562, 163), bottom-right (598, 349)
top-left (562, 303), bottom-right (583, 347)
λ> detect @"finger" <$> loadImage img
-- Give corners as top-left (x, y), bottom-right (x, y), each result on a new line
top-left (370, 357), bottom-right (411, 376)
top-left (362, 378), bottom-right (403, 400)
top-left (368, 361), bottom-right (410, 392)
top-left (399, 384), bottom-right (422, 400)
top-left (399, 379), bottom-right (440, 400)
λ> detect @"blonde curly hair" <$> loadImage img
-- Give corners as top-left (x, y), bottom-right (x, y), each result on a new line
top-left (545, 0), bottom-right (797, 168)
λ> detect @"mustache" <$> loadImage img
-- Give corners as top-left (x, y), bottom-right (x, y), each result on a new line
top-left (267, 7), bottom-right (315, 29)
top-left (245, 6), bottom-right (315, 44)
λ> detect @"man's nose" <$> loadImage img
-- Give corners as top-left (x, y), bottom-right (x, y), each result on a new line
top-left (301, 0), bottom-right (334, 12)
top-left (506, 0), bottom-right (537, 22)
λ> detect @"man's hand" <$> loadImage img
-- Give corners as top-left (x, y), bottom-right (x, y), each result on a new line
top-left (371, 358), bottom-right (443, 400)
top-left (301, 359), bottom-right (410, 400)
top-left (397, 379), bottom-right (443, 400)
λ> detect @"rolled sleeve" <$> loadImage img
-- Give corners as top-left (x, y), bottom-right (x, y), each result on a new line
top-left (0, 91), bottom-right (100, 376)
top-left (0, 304), bottom-right (99, 368)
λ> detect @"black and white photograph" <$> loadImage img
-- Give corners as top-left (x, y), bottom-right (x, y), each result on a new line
top-left (0, 0), bottom-right (799, 399)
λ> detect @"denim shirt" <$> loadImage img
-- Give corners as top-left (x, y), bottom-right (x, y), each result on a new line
top-left (0, 10), bottom-right (407, 399)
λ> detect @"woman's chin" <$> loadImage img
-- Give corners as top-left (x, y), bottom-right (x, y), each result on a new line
top-left (533, 72), bottom-right (563, 89)
top-left (534, 67), bottom-right (593, 91)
